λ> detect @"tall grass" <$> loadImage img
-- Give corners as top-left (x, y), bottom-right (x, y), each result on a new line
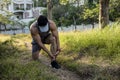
top-left (58, 23), bottom-right (120, 80)
top-left (60, 23), bottom-right (120, 62)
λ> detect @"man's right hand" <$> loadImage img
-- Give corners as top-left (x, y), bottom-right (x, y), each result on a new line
top-left (49, 54), bottom-right (55, 61)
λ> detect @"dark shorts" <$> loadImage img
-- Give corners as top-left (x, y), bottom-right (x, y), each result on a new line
top-left (31, 33), bottom-right (52, 53)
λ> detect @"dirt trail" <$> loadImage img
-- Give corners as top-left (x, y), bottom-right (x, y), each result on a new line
top-left (25, 42), bottom-right (81, 80)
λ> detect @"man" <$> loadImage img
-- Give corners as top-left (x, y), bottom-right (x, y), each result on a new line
top-left (30, 15), bottom-right (61, 69)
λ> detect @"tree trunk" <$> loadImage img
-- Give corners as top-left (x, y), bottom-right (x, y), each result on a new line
top-left (99, 0), bottom-right (110, 29)
top-left (61, 26), bottom-right (64, 31)
top-left (92, 22), bottom-right (94, 29)
top-left (73, 16), bottom-right (77, 31)
top-left (3, 24), bottom-right (7, 33)
top-left (47, 0), bottom-right (52, 20)
top-left (3, 24), bottom-right (7, 30)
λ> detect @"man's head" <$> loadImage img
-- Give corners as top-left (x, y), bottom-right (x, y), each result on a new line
top-left (37, 15), bottom-right (48, 27)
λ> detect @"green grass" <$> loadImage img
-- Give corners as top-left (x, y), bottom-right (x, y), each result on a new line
top-left (0, 34), bottom-right (59, 80)
top-left (58, 22), bottom-right (120, 80)
top-left (59, 22), bottom-right (120, 63)
top-left (0, 59), bottom-right (58, 80)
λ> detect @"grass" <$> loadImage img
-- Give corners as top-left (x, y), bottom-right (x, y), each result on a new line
top-left (59, 23), bottom-right (120, 63)
top-left (0, 59), bottom-right (58, 80)
top-left (0, 34), bottom-right (59, 80)
top-left (0, 22), bottom-right (120, 80)
top-left (58, 22), bottom-right (120, 80)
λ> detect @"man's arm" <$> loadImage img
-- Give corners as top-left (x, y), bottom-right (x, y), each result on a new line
top-left (30, 26), bottom-right (55, 59)
top-left (50, 21), bottom-right (61, 52)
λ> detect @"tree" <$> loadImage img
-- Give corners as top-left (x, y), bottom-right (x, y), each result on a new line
top-left (0, 0), bottom-right (12, 32)
top-left (83, 0), bottom-right (99, 29)
top-left (0, 13), bottom-right (12, 32)
top-left (99, 0), bottom-right (110, 29)
top-left (83, 5), bottom-right (99, 29)
top-left (47, 0), bottom-right (53, 19)
top-left (32, 0), bottom-right (46, 7)
top-left (109, 0), bottom-right (120, 21)
top-left (68, 5), bottom-right (84, 30)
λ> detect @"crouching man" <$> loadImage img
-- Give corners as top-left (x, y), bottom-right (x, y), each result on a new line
top-left (30, 15), bottom-right (61, 69)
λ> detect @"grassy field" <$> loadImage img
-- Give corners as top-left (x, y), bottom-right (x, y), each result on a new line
top-left (58, 23), bottom-right (120, 80)
top-left (0, 23), bottom-right (120, 80)
top-left (0, 34), bottom-right (59, 80)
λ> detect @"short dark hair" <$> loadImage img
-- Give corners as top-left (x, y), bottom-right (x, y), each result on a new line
top-left (37, 15), bottom-right (48, 26)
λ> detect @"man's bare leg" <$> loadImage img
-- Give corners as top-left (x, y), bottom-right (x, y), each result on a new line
top-left (50, 37), bottom-right (57, 59)
top-left (50, 37), bottom-right (61, 69)
top-left (32, 50), bottom-right (40, 60)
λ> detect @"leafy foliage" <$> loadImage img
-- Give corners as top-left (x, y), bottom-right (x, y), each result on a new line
top-left (83, 4), bottom-right (99, 26)
top-left (0, 14), bottom-right (11, 25)
top-left (0, 0), bottom-right (13, 26)
top-left (109, 0), bottom-right (120, 21)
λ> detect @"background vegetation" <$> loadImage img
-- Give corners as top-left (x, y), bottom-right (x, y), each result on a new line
top-left (41, 0), bottom-right (120, 27)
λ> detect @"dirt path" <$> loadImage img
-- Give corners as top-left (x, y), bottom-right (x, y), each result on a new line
top-left (24, 42), bottom-right (81, 80)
